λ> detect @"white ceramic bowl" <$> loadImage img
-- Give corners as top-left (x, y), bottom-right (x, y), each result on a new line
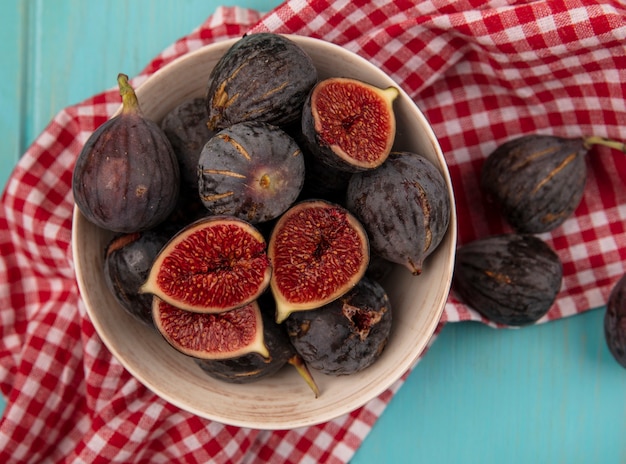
top-left (72, 35), bottom-right (457, 429)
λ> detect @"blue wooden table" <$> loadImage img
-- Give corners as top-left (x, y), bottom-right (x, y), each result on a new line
top-left (1, 1), bottom-right (625, 462)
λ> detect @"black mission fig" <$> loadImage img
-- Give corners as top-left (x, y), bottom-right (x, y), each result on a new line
top-left (198, 121), bottom-right (305, 224)
top-left (103, 226), bottom-right (176, 327)
top-left (195, 295), bottom-right (320, 396)
top-left (346, 151), bottom-right (451, 275)
top-left (453, 234), bottom-right (563, 326)
top-left (605, 274), bottom-right (626, 369)
top-left (205, 32), bottom-right (317, 130)
top-left (285, 276), bottom-right (392, 376)
top-left (481, 134), bottom-right (626, 234)
top-left (161, 97), bottom-right (216, 192)
top-left (72, 74), bottom-right (180, 233)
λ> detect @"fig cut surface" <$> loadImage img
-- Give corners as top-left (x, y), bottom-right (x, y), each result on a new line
top-left (141, 216), bottom-right (271, 313)
top-left (268, 199), bottom-right (370, 323)
top-left (153, 298), bottom-right (269, 360)
top-left (303, 77), bottom-right (398, 172)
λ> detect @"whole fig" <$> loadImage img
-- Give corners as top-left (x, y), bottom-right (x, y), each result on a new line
top-left (103, 227), bottom-right (176, 326)
top-left (72, 74), bottom-right (180, 233)
top-left (605, 274), bottom-right (626, 368)
top-left (285, 276), bottom-right (392, 376)
top-left (206, 33), bottom-right (317, 130)
top-left (481, 134), bottom-right (626, 234)
top-left (198, 121), bottom-right (305, 224)
top-left (346, 151), bottom-right (451, 275)
top-left (161, 97), bottom-right (215, 192)
top-left (453, 234), bottom-right (563, 326)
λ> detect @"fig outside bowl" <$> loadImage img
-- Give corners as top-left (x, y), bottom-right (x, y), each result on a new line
top-left (71, 35), bottom-right (457, 430)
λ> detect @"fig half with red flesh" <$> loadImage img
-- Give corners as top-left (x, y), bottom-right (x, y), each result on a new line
top-left (301, 77), bottom-right (399, 172)
top-left (268, 199), bottom-right (370, 323)
top-left (141, 216), bottom-right (271, 313)
top-left (153, 297), bottom-right (269, 360)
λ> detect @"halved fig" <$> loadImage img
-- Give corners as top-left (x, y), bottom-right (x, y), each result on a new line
top-left (268, 199), bottom-right (370, 323)
top-left (140, 216), bottom-right (271, 313)
top-left (194, 293), bottom-right (321, 396)
top-left (153, 297), bottom-right (269, 360)
top-left (301, 77), bottom-right (398, 172)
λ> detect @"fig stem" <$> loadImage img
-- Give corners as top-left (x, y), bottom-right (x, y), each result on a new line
top-left (583, 135), bottom-right (626, 153)
top-left (382, 86), bottom-right (400, 104)
top-left (288, 354), bottom-right (320, 398)
top-left (117, 73), bottom-right (141, 115)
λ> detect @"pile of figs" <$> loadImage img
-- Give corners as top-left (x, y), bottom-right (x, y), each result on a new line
top-left (452, 127), bottom-right (626, 369)
top-left (72, 33), bottom-right (453, 394)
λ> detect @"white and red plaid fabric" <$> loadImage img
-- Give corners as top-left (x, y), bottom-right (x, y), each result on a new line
top-left (1, 1), bottom-right (625, 462)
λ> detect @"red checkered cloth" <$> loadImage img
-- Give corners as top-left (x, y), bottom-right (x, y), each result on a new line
top-left (1, 1), bottom-right (625, 462)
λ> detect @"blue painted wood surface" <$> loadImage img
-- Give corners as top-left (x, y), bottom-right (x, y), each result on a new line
top-left (1, 2), bottom-right (624, 462)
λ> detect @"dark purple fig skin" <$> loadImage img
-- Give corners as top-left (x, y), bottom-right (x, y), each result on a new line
top-left (346, 151), bottom-right (451, 275)
top-left (205, 33), bottom-right (317, 130)
top-left (73, 75), bottom-right (180, 233)
top-left (194, 295), bottom-right (295, 383)
top-left (605, 274), bottom-right (626, 368)
top-left (453, 234), bottom-right (563, 326)
top-left (366, 254), bottom-right (396, 283)
top-left (103, 227), bottom-right (176, 327)
top-left (161, 97), bottom-right (216, 192)
top-left (198, 121), bottom-right (305, 224)
top-left (285, 276), bottom-right (392, 376)
top-left (481, 135), bottom-right (587, 234)
top-left (299, 149), bottom-right (352, 204)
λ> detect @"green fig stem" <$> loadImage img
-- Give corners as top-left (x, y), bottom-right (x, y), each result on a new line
top-left (117, 73), bottom-right (141, 115)
top-left (288, 354), bottom-right (320, 398)
top-left (582, 135), bottom-right (626, 153)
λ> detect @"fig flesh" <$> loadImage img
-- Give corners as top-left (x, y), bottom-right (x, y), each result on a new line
top-left (268, 199), bottom-right (370, 323)
top-left (285, 276), bottom-right (392, 375)
top-left (103, 227), bottom-right (175, 326)
top-left (481, 134), bottom-right (626, 234)
top-left (206, 33), bottom-right (317, 130)
top-left (153, 298), bottom-right (269, 360)
top-left (453, 234), bottom-right (563, 326)
top-left (140, 216), bottom-right (271, 313)
top-left (161, 97), bottom-right (216, 192)
top-left (301, 77), bottom-right (398, 172)
top-left (346, 151), bottom-right (451, 275)
top-left (605, 274), bottom-right (626, 368)
top-left (198, 121), bottom-right (305, 223)
top-left (72, 73), bottom-right (180, 233)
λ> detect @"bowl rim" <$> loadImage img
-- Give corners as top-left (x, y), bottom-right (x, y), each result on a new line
top-left (71, 34), bottom-right (457, 429)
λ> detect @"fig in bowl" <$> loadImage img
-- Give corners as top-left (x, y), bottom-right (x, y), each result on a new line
top-left (72, 33), bottom-right (457, 429)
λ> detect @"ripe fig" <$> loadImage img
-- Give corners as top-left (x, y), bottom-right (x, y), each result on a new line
top-left (453, 234), bottom-right (563, 326)
top-left (206, 33), bottom-right (317, 130)
top-left (604, 274), bottom-right (626, 368)
top-left (285, 276), bottom-right (392, 375)
top-left (153, 297), bottom-right (269, 360)
top-left (161, 97), bottom-right (216, 192)
top-left (346, 151), bottom-right (451, 275)
top-left (301, 77), bottom-right (398, 172)
top-left (481, 134), bottom-right (626, 234)
top-left (140, 216), bottom-right (271, 313)
top-left (195, 295), bottom-right (320, 396)
top-left (103, 227), bottom-right (176, 327)
top-left (268, 199), bottom-right (370, 323)
top-left (299, 149), bottom-right (352, 203)
top-left (198, 121), bottom-right (305, 224)
top-left (72, 73), bottom-right (180, 233)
